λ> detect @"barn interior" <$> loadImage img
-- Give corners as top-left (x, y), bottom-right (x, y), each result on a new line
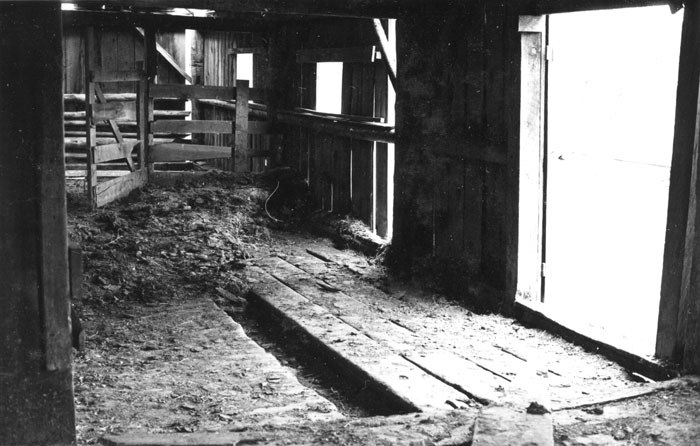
top-left (3, 0), bottom-right (700, 445)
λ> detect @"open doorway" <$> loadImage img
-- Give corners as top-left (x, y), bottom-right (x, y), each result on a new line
top-left (542, 6), bottom-right (682, 355)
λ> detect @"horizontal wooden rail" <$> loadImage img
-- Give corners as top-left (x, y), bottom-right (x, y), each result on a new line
top-left (197, 98), bottom-right (268, 118)
top-left (65, 93), bottom-right (136, 102)
top-left (93, 140), bottom-right (139, 164)
top-left (198, 99), bottom-right (394, 143)
top-left (296, 45), bottom-right (376, 63)
top-left (151, 119), bottom-right (270, 135)
top-left (150, 143), bottom-right (231, 162)
top-left (65, 110), bottom-right (190, 119)
top-left (89, 70), bottom-right (146, 83)
top-left (150, 84), bottom-right (267, 103)
top-left (93, 101), bottom-right (137, 121)
top-left (94, 168), bottom-right (147, 207)
top-left (277, 110), bottom-right (395, 144)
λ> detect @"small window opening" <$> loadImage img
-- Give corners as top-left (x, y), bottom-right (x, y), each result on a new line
top-left (315, 62), bottom-right (343, 114)
top-left (237, 53), bottom-right (254, 88)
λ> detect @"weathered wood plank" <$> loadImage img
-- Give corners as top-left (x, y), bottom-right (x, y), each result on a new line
top-left (93, 100), bottom-right (137, 122)
top-left (134, 27), bottom-right (192, 83)
top-left (93, 141), bottom-right (138, 165)
top-left (472, 406), bottom-right (553, 446)
top-left (234, 80), bottom-right (250, 172)
top-left (95, 168), bottom-right (147, 207)
top-left (90, 70), bottom-right (145, 83)
top-left (296, 46), bottom-right (375, 63)
top-left (150, 83), bottom-right (266, 102)
top-left (403, 351), bottom-right (508, 405)
top-left (150, 143), bottom-right (231, 162)
top-left (247, 266), bottom-right (473, 413)
top-left (151, 119), bottom-right (232, 134)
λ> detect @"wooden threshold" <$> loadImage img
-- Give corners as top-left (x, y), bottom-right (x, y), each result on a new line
top-left (513, 299), bottom-right (678, 381)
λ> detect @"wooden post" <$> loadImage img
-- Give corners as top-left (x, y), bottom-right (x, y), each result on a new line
top-left (144, 27), bottom-right (157, 170)
top-left (84, 26), bottom-right (98, 207)
top-left (234, 79), bottom-right (250, 172)
top-left (137, 75), bottom-right (149, 169)
top-left (656, 0), bottom-right (700, 363)
top-left (0, 3), bottom-right (75, 444)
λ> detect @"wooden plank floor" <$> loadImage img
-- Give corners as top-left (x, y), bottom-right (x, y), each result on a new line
top-left (250, 253), bottom-right (556, 445)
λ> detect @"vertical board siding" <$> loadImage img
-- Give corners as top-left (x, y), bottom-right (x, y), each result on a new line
top-left (200, 31), bottom-right (269, 171)
top-left (394, 0), bottom-right (511, 303)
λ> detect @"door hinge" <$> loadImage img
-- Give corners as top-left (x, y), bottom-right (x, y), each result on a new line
top-left (541, 262), bottom-right (547, 278)
top-left (545, 45), bottom-right (554, 61)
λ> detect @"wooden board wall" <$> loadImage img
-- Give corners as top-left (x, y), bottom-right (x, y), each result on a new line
top-left (199, 30), bottom-right (269, 171)
top-left (285, 18), bottom-right (389, 231)
top-left (63, 27), bottom-right (186, 97)
top-left (392, 0), bottom-right (512, 303)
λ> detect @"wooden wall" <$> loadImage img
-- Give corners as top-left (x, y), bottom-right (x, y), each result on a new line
top-left (197, 31), bottom-right (270, 171)
top-left (63, 27), bottom-right (186, 96)
top-left (392, 0), bottom-right (517, 305)
top-left (281, 19), bottom-right (391, 235)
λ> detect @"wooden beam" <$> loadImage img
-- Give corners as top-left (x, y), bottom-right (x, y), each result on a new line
top-left (94, 84), bottom-right (124, 143)
top-left (277, 110), bottom-right (396, 143)
top-left (151, 119), bottom-right (232, 134)
top-left (89, 69), bottom-right (145, 83)
top-left (93, 140), bottom-right (138, 166)
top-left (296, 46), bottom-right (376, 63)
top-left (95, 168), bottom-right (147, 207)
top-left (234, 80), bottom-right (250, 172)
top-left (134, 27), bottom-right (192, 83)
top-left (0, 3), bottom-right (75, 443)
top-left (657, 0), bottom-right (700, 362)
top-left (371, 19), bottom-right (397, 89)
top-left (92, 101), bottom-right (137, 121)
top-left (63, 0), bottom-right (470, 18)
top-left (62, 10), bottom-right (277, 31)
top-left (227, 47), bottom-right (267, 55)
top-left (65, 109), bottom-right (189, 119)
top-left (150, 83), bottom-right (266, 102)
top-left (65, 92), bottom-right (136, 102)
top-left (150, 143), bottom-right (231, 162)
top-left (523, 0), bottom-right (669, 15)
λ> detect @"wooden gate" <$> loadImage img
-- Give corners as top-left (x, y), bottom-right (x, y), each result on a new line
top-left (84, 27), bottom-right (149, 208)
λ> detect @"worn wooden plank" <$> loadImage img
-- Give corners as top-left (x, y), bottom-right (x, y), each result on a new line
top-left (84, 27), bottom-right (98, 208)
top-left (93, 141), bottom-right (138, 166)
top-left (332, 136), bottom-right (352, 214)
top-left (90, 70), bottom-right (145, 83)
top-left (403, 351), bottom-right (508, 405)
top-left (134, 27), bottom-right (192, 83)
top-left (151, 119), bottom-right (232, 134)
top-left (94, 84), bottom-right (124, 144)
top-left (150, 143), bottom-right (231, 162)
top-left (136, 77), bottom-right (148, 169)
top-left (472, 406), bottom-right (553, 446)
top-left (516, 27), bottom-right (546, 302)
top-left (234, 80), bottom-right (250, 172)
top-left (247, 266), bottom-right (472, 412)
top-left (296, 46), bottom-right (375, 63)
top-left (374, 61), bottom-right (389, 237)
top-left (95, 168), bottom-right (148, 207)
top-left (150, 83), bottom-right (266, 102)
top-left (93, 100), bottom-right (137, 122)
top-left (351, 140), bottom-right (374, 226)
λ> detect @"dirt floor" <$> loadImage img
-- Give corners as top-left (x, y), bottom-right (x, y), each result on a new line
top-left (66, 172), bottom-right (700, 445)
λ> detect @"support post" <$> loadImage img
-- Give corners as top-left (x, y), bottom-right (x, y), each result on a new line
top-left (657, 0), bottom-right (700, 365)
top-left (234, 80), bottom-right (250, 172)
top-left (0, 3), bottom-right (76, 444)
